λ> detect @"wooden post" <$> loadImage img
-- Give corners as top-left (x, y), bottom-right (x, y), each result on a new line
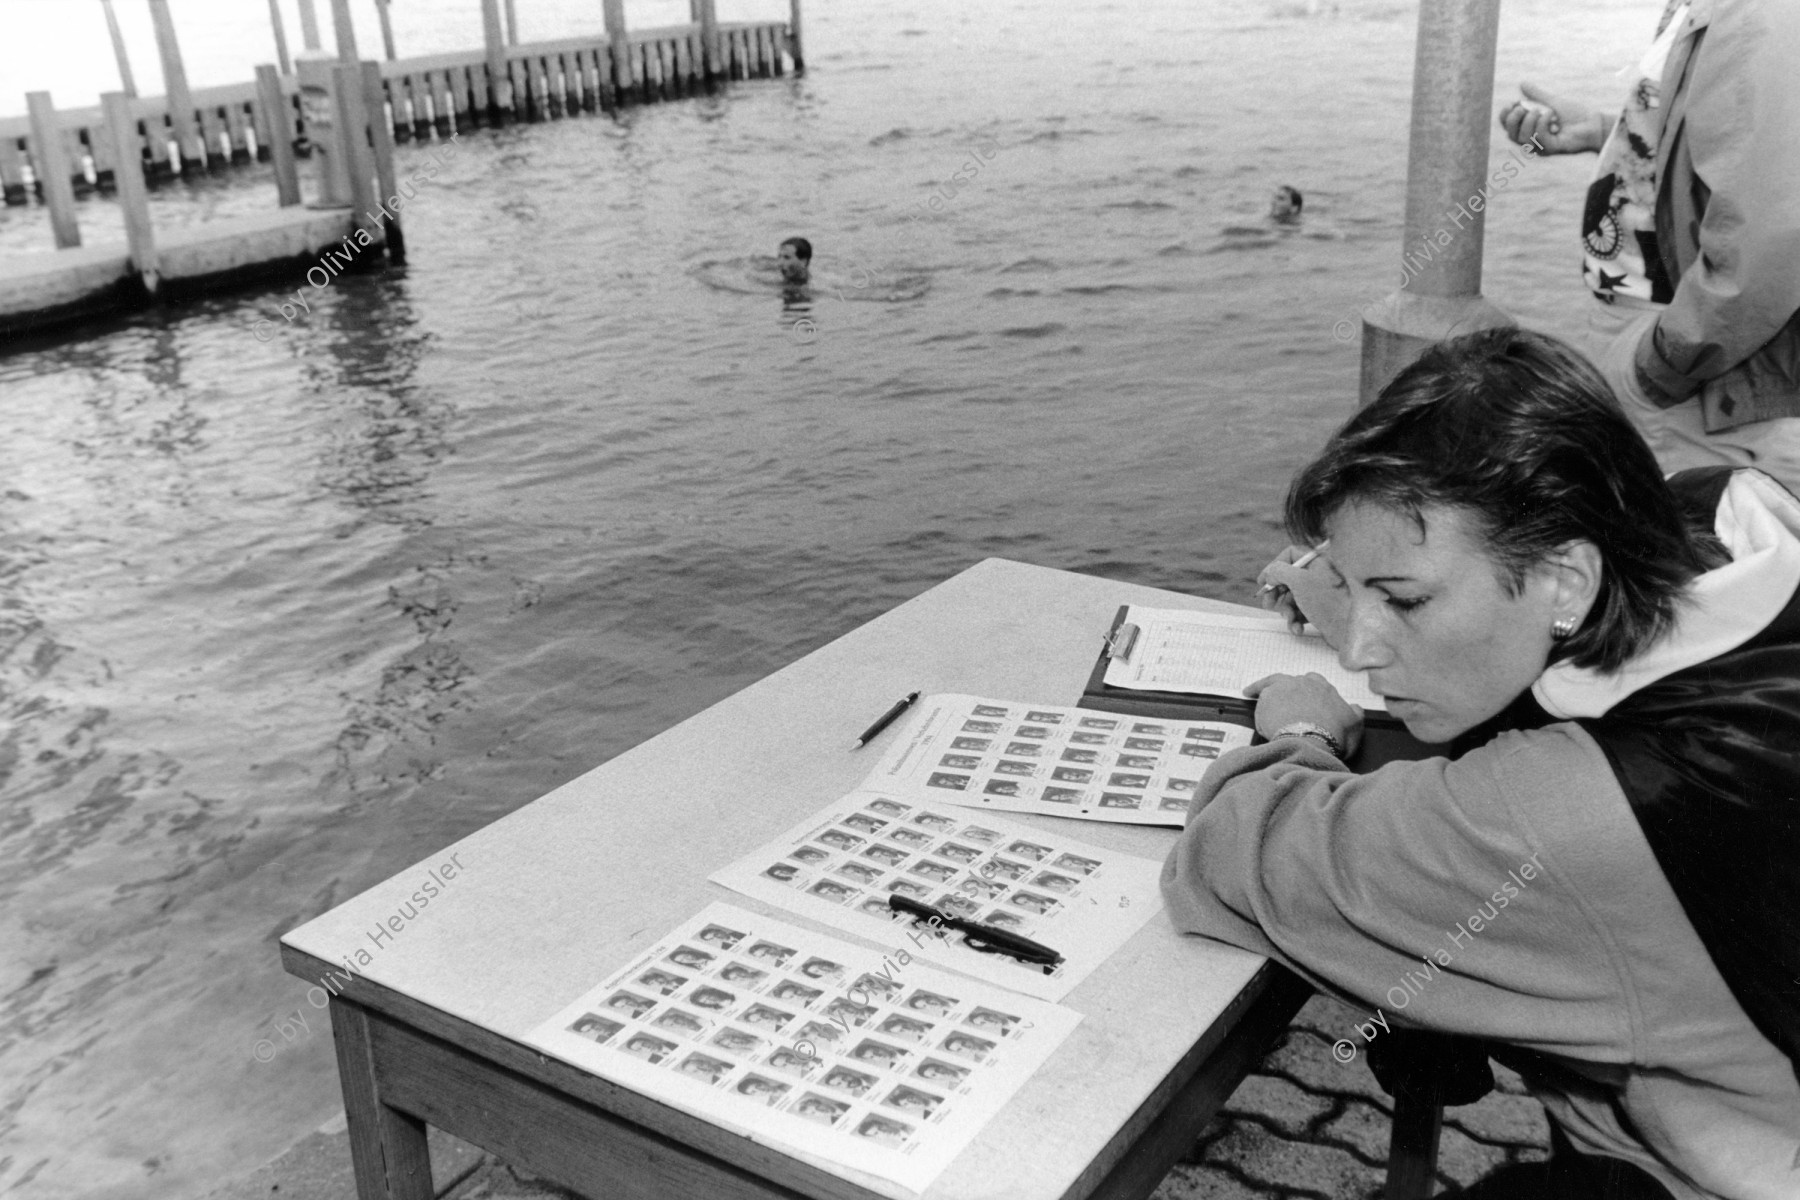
top-left (102, 91), bottom-right (157, 292)
top-left (147, 0), bottom-right (202, 169)
top-left (480, 0), bottom-right (513, 117)
top-left (504, 0), bottom-right (519, 46)
top-left (1357, 0), bottom-right (1512, 403)
top-left (256, 65), bottom-right (301, 205)
top-left (101, 0), bottom-right (138, 97)
top-left (25, 93), bottom-right (81, 248)
top-left (298, 0), bottom-right (323, 51)
top-left (788, 0), bottom-right (804, 73)
top-left (330, 61), bottom-right (380, 245)
top-left (360, 60), bottom-right (405, 262)
top-left (603, 0), bottom-right (633, 104)
top-left (329, 0), bottom-right (359, 61)
top-left (374, 0), bottom-right (397, 60)
top-left (697, 0), bottom-right (720, 81)
top-left (266, 0), bottom-right (293, 74)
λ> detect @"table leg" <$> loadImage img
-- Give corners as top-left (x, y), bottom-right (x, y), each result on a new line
top-left (332, 996), bottom-right (436, 1200)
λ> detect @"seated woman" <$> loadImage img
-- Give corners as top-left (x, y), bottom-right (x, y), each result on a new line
top-left (1162, 328), bottom-right (1800, 1198)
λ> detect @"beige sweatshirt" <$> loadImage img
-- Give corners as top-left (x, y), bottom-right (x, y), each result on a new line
top-left (1161, 730), bottom-right (1800, 1198)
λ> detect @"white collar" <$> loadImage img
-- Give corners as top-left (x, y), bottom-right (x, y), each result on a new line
top-left (1533, 471), bottom-right (1800, 720)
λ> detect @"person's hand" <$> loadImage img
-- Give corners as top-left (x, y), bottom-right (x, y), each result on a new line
top-left (1245, 672), bottom-right (1364, 758)
top-left (1257, 546), bottom-right (1349, 647)
top-left (1497, 83), bottom-right (1609, 155)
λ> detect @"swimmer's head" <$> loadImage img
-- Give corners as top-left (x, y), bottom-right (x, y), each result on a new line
top-left (778, 236), bottom-right (812, 283)
top-left (1270, 186), bottom-right (1303, 224)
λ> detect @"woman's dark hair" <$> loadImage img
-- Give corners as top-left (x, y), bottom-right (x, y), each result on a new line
top-left (1285, 326), bottom-right (1716, 672)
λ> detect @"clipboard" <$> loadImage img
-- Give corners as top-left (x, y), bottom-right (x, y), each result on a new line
top-left (1079, 605), bottom-right (1437, 772)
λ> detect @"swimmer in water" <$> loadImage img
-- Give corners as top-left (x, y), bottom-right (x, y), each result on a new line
top-left (778, 236), bottom-right (812, 284)
top-left (1269, 185), bottom-right (1304, 226)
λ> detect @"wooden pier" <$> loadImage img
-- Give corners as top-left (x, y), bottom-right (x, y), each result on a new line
top-left (0, 7), bottom-right (799, 202)
top-left (0, 0), bottom-right (800, 340)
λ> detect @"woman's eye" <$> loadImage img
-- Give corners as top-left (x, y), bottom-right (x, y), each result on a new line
top-left (1385, 595), bottom-right (1427, 613)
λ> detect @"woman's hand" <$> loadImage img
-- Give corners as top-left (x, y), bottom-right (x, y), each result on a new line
top-left (1257, 546), bottom-right (1348, 646)
top-left (1497, 83), bottom-right (1609, 155)
top-left (1245, 672), bottom-right (1364, 758)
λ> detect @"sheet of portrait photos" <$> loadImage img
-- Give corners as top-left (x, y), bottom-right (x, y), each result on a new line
top-left (861, 694), bottom-right (1254, 826)
top-left (709, 791), bottom-right (1164, 1002)
top-left (527, 903), bottom-right (1081, 1197)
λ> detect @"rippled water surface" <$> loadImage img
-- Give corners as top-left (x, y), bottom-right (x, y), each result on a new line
top-left (1, 0), bottom-right (1660, 1195)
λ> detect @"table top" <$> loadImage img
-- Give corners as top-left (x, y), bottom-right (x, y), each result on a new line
top-left (282, 558), bottom-right (1273, 1200)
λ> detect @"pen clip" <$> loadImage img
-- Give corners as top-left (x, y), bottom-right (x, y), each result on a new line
top-left (1105, 622), bottom-right (1139, 663)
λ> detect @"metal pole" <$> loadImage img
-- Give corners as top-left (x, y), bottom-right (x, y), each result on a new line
top-left (374, 0), bottom-right (397, 59)
top-left (146, 0), bottom-right (201, 168)
top-left (297, 0), bottom-right (322, 51)
top-left (102, 91), bottom-right (158, 290)
top-left (267, 0), bottom-right (293, 74)
top-left (1357, 0), bottom-right (1512, 404)
top-left (101, 0), bottom-right (138, 96)
top-left (788, 0), bottom-right (803, 73)
top-left (329, 0), bottom-right (359, 61)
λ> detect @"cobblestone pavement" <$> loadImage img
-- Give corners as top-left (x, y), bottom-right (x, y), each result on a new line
top-left (1152, 994), bottom-right (1552, 1200)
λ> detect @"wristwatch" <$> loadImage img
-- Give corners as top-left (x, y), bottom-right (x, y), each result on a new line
top-left (1272, 721), bottom-right (1346, 759)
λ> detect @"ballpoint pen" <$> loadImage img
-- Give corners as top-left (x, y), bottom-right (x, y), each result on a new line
top-left (1256, 540), bottom-right (1329, 598)
top-left (886, 894), bottom-right (1065, 969)
top-left (852, 691), bottom-right (920, 750)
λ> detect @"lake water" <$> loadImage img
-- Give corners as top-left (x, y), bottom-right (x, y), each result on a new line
top-left (0, 0), bottom-right (1661, 1196)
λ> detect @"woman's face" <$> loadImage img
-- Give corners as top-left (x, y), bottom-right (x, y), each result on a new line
top-left (1325, 501), bottom-right (1575, 743)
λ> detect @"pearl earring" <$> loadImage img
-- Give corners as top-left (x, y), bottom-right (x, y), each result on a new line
top-left (1551, 616), bottom-right (1578, 640)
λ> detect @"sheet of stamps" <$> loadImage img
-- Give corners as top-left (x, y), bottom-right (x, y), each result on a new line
top-left (863, 693), bottom-right (1254, 826)
top-left (710, 791), bottom-right (1164, 1001)
top-left (528, 903), bottom-right (1081, 1197)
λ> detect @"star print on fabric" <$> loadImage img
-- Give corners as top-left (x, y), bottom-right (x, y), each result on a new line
top-left (1596, 269), bottom-right (1630, 292)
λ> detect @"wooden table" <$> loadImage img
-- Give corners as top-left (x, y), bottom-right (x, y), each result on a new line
top-left (281, 558), bottom-right (1312, 1200)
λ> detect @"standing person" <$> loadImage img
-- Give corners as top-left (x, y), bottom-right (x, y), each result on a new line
top-left (1497, 0), bottom-right (1800, 494)
top-left (1191, 329), bottom-right (1800, 1197)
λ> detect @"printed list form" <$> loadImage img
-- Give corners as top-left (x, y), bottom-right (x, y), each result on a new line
top-left (1102, 606), bottom-right (1386, 712)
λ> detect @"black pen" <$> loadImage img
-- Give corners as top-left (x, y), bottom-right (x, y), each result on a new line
top-left (887, 894), bottom-right (1064, 968)
top-left (851, 691), bottom-right (920, 750)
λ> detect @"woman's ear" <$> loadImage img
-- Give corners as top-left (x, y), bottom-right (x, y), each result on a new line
top-left (1545, 540), bottom-right (1605, 623)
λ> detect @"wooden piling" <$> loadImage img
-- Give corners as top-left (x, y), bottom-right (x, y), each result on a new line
top-left (603, 0), bottom-right (634, 104)
top-left (298, 0), bottom-right (323, 51)
top-left (329, 0), bottom-right (360, 61)
top-left (256, 65), bottom-right (301, 205)
top-left (359, 60), bottom-right (405, 263)
top-left (329, 62), bottom-right (379, 244)
top-left (480, 0), bottom-right (513, 119)
top-left (148, 0), bottom-right (202, 170)
top-left (267, 0), bottom-right (293, 75)
top-left (102, 91), bottom-right (158, 293)
top-left (25, 93), bottom-right (81, 249)
top-left (697, 0), bottom-right (721, 81)
top-left (101, 0), bottom-right (138, 97)
top-left (374, 0), bottom-right (398, 60)
top-left (505, 0), bottom-right (520, 46)
top-left (789, 0), bottom-right (805, 73)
